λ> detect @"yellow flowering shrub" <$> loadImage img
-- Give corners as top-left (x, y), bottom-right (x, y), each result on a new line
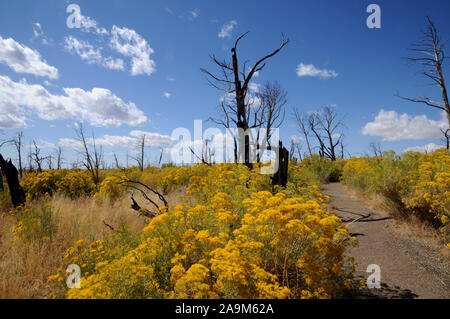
top-left (94, 176), bottom-right (126, 204)
top-left (22, 169), bottom-right (95, 200)
top-left (11, 203), bottom-right (56, 243)
top-left (56, 163), bottom-right (354, 299)
top-left (341, 149), bottom-right (450, 242)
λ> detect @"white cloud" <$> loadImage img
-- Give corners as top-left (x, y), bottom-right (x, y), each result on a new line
top-left (189, 8), bottom-right (200, 19)
top-left (58, 138), bottom-right (83, 149)
top-left (248, 82), bottom-right (261, 94)
top-left (27, 139), bottom-right (56, 149)
top-left (362, 110), bottom-right (448, 141)
top-left (296, 63), bottom-right (338, 79)
top-left (31, 22), bottom-right (51, 45)
top-left (403, 143), bottom-right (444, 153)
top-left (0, 36), bottom-right (58, 79)
top-left (32, 23), bottom-right (43, 39)
top-left (64, 36), bottom-right (102, 64)
top-left (110, 25), bottom-right (156, 76)
top-left (71, 10), bottom-right (108, 35)
top-left (94, 135), bottom-right (138, 148)
top-left (129, 130), bottom-right (174, 146)
top-left (0, 75), bottom-right (147, 128)
top-left (218, 20), bottom-right (238, 38)
top-left (163, 92), bottom-right (171, 98)
top-left (59, 130), bottom-right (174, 150)
top-left (64, 36), bottom-right (125, 71)
top-left (102, 56), bottom-right (125, 70)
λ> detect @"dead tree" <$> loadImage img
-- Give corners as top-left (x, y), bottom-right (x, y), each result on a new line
top-left (27, 143), bottom-right (33, 171)
top-left (289, 136), bottom-right (302, 161)
top-left (32, 140), bottom-right (44, 172)
top-left (202, 32), bottom-right (289, 169)
top-left (307, 106), bottom-right (345, 161)
top-left (118, 179), bottom-right (168, 219)
top-left (271, 141), bottom-right (289, 187)
top-left (293, 109), bottom-right (313, 157)
top-left (132, 134), bottom-right (146, 171)
top-left (189, 139), bottom-right (213, 166)
top-left (441, 128), bottom-right (450, 150)
top-left (13, 132), bottom-right (24, 178)
top-left (397, 16), bottom-right (450, 132)
top-left (55, 146), bottom-right (63, 170)
top-left (46, 155), bottom-right (53, 170)
top-left (75, 123), bottom-right (102, 185)
top-left (369, 142), bottom-right (383, 157)
top-left (255, 81), bottom-right (287, 162)
top-left (158, 148), bottom-right (163, 167)
top-left (113, 152), bottom-right (120, 169)
top-left (0, 154), bottom-right (26, 207)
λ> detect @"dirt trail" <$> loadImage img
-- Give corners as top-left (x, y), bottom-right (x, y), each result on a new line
top-left (322, 182), bottom-right (450, 299)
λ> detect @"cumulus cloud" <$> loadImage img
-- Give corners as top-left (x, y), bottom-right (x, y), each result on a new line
top-left (64, 36), bottom-right (124, 71)
top-left (27, 139), bottom-right (56, 149)
top-left (68, 7), bottom-right (108, 35)
top-left (64, 36), bottom-right (102, 64)
top-left (110, 25), bottom-right (156, 76)
top-left (129, 130), bottom-right (174, 146)
top-left (0, 75), bottom-right (147, 128)
top-left (362, 110), bottom-right (448, 141)
top-left (31, 23), bottom-right (51, 45)
top-left (59, 131), bottom-right (173, 149)
top-left (403, 143), bottom-right (444, 153)
top-left (163, 92), bottom-right (171, 98)
top-left (0, 36), bottom-right (58, 79)
top-left (218, 20), bottom-right (238, 38)
top-left (296, 63), bottom-right (338, 79)
top-left (189, 8), bottom-right (200, 20)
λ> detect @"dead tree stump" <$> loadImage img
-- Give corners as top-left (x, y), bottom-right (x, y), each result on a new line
top-left (0, 154), bottom-right (26, 207)
top-left (271, 141), bottom-right (289, 187)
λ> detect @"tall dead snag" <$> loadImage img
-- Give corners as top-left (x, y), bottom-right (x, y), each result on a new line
top-left (397, 16), bottom-right (450, 147)
top-left (75, 123), bottom-right (102, 185)
top-left (13, 132), bottom-right (24, 178)
top-left (132, 133), bottom-right (146, 171)
top-left (202, 33), bottom-right (289, 169)
top-left (31, 140), bottom-right (44, 172)
top-left (56, 146), bottom-right (63, 170)
top-left (293, 109), bottom-right (313, 157)
top-left (441, 128), bottom-right (450, 150)
top-left (0, 154), bottom-right (26, 207)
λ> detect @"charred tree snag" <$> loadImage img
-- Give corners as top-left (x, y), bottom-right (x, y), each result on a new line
top-left (202, 33), bottom-right (289, 169)
top-left (0, 154), bottom-right (26, 207)
top-left (271, 141), bottom-right (289, 188)
top-left (0, 169), bottom-right (4, 191)
top-left (118, 179), bottom-right (168, 219)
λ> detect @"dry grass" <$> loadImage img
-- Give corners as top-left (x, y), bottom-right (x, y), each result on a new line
top-left (0, 187), bottom-right (185, 298)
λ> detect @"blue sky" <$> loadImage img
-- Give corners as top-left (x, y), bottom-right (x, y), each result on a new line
top-left (0, 0), bottom-right (449, 167)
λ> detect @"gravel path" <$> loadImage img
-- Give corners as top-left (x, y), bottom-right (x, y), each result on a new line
top-left (322, 182), bottom-right (450, 299)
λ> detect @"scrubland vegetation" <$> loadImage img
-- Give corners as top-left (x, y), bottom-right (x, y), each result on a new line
top-left (0, 148), bottom-right (448, 299)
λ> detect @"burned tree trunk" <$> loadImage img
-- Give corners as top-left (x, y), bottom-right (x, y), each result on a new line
top-left (0, 169), bottom-right (4, 191)
top-left (0, 154), bottom-right (26, 207)
top-left (271, 141), bottom-right (289, 187)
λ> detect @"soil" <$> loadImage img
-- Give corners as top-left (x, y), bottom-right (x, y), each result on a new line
top-left (322, 182), bottom-right (450, 299)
